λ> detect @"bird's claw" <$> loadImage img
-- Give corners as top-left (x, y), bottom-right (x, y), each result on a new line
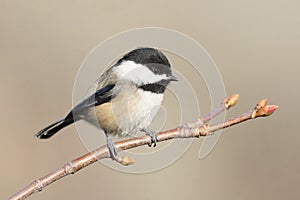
top-left (142, 129), bottom-right (158, 147)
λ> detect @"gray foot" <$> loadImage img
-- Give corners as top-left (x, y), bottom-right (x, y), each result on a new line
top-left (106, 136), bottom-right (117, 160)
top-left (142, 129), bottom-right (158, 147)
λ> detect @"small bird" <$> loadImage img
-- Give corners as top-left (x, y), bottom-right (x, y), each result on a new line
top-left (35, 47), bottom-right (177, 159)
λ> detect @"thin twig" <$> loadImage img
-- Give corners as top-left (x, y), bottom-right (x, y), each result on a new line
top-left (8, 95), bottom-right (278, 200)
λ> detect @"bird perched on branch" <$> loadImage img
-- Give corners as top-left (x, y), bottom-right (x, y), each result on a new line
top-left (35, 47), bottom-right (177, 160)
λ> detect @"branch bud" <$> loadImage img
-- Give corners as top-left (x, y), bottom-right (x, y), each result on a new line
top-left (257, 105), bottom-right (278, 117)
top-left (255, 99), bottom-right (268, 110)
top-left (224, 94), bottom-right (239, 109)
top-left (120, 156), bottom-right (135, 166)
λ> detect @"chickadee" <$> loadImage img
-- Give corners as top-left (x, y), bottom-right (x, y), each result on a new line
top-left (35, 47), bottom-right (177, 159)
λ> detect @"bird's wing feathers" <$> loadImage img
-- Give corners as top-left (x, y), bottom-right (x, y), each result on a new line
top-left (70, 83), bottom-right (118, 117)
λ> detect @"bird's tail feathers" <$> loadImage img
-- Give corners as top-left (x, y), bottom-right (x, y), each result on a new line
top-left (35, 117), bottom-right (74, 139)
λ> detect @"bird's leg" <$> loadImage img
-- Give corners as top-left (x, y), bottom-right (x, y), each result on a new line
top-left (105, 133), bottom-right (117, 160)
top-left (142, 128), bottom-right (158, 147)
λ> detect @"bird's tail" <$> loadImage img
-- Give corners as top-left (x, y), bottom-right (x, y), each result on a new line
top-left (35, 116), bottom-right (75, 139)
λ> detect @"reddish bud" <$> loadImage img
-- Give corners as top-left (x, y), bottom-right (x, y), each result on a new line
top-left (258, 105), bottom-right (278, 117)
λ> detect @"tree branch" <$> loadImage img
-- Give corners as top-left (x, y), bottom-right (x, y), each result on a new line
top-left (9, 95), bottom-right (278, 200)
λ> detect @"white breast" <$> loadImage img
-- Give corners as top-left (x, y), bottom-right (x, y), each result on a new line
top-left (112, 86), bottom-right (164, 136)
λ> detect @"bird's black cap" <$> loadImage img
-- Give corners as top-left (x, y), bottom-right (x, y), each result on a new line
top-left (117, 47), bottom-right (171, 68)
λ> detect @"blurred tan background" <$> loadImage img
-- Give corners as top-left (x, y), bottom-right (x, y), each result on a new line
top-left (1, 0), bottom-right (298, 199)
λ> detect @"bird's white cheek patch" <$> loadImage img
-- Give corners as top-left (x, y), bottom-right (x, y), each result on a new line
top-left (114, 60), bottom-right (168, 85)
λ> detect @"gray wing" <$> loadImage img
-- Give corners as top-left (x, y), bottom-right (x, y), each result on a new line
top-left (70, 66), bottom-right (120, 118)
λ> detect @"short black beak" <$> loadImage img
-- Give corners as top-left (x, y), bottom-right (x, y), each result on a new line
top-left (168, 75), bottom-right (178, 81)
